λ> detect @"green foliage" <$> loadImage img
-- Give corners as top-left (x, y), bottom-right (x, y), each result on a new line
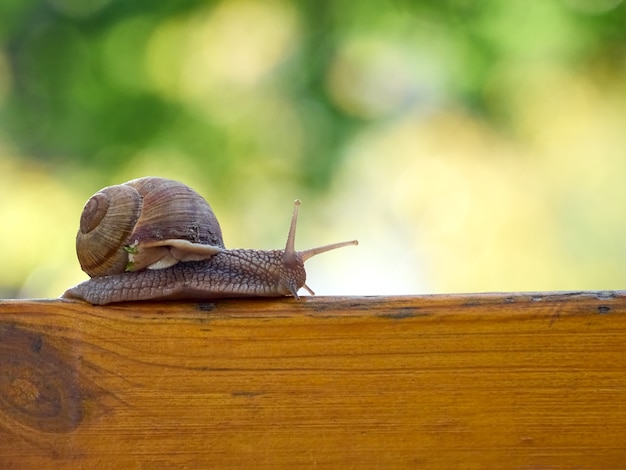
top-left (3, 1), bottom-right (623, 184)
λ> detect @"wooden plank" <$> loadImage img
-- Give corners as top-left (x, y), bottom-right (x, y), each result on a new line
top-left (1, 292), bottom-right (625, 468)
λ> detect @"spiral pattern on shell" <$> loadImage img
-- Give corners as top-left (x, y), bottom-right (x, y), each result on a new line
top-left (76, 177), bottom-right (225, 278)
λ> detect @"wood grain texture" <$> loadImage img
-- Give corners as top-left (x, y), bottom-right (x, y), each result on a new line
top-left (1, 292), bottom-right (625, 468)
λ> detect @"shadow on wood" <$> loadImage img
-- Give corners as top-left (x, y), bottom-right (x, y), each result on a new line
top-left (1, 292), bottom-right (625, 468)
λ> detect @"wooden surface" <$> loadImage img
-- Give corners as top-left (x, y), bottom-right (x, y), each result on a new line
top-left (1, 292), bottom-right (625, 468)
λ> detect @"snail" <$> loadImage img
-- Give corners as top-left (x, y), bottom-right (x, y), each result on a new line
top-left (62, 177), bottom-right (358, 305)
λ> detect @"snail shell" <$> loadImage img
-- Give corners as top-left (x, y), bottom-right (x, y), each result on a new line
top-left (76, 177), bottom-right (225, 277)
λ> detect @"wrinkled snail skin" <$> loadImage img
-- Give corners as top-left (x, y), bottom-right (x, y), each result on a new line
top-left (63, 249), bottom-right (307, 305)
top-left (62, 176), bottom-right (358, 305)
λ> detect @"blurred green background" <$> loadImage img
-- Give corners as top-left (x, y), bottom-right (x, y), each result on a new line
top-left (1, 0), bottom-right (625, 299)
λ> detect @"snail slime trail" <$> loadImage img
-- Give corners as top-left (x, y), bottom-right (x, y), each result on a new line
top-left (62, 177), bottom-right (358, 305)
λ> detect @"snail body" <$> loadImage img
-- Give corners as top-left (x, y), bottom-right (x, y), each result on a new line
top-left (63, 177), bottom-right (357, 305)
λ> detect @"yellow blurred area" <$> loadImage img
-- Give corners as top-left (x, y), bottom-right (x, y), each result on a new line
top-left (0, 151), bottom-right (86, 297)
top-left (1, 0), bottom-right (625, 298)
top-left (329, 66), bottom-right (626, 295)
